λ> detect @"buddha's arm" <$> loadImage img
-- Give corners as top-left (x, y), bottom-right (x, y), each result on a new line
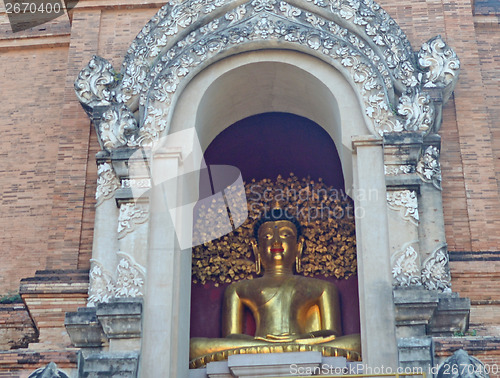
top-left (317, 284), bottom-right (342, 337)
top-left (222, 285), bottom-right (244, 337)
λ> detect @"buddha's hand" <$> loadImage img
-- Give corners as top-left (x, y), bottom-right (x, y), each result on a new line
top-left (294, 334), bottom-right (337, 344)
top-left (254, 333), bottom-right (298, 343)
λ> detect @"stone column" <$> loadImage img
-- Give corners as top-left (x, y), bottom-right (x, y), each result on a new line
top-left (139, 148), bottom-right (192, 377)
top-left (89, 161), bottom-right (120, 305)
top-left (351, 136), bottom-right (398, 369)
top-left (416, 137), bottom-right (451, 292)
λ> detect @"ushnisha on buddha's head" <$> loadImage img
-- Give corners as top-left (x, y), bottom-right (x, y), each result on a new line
top-left (251, 207), bottom-right (304, 275)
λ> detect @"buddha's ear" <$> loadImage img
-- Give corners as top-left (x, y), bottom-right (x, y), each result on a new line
top-left (297, 236), bottom-right (305, 257)
top-left (251, 240), bottom-right (261, 275)
top-left (251, 240), bottom-right (259, 256)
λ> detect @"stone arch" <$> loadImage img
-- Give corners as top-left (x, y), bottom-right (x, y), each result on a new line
top-left (75, 0), bottom-right (459, 151)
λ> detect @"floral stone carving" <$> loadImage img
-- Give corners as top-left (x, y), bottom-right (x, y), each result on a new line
top-left (421, 244), bottom-right (451, 292)
top-left (74, 56), bottom-right (117, 112)
top-left (387, 190), bottom-right (419, 226)
top-left (417, 146), bottom-right (442, 190)
top-left (88, 253), bottom-right (146, 305)
top-left (95, 162), bottom-right (120, 207)
top-left (99, 104), bottom-right (138, 149)
top-left (384, 165), bottom-right (414, 176)
top-left (117, 202), bottom-right (149, 239)
top-left (392, 243), bottom-right (422, 287)
top-left (418, 36), bottom-right (460, 97)
top-left (88, 260), bottom-right (115, 306)
top-left (114, 252), bottom-right (146, 298)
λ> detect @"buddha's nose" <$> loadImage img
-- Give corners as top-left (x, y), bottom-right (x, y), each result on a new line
top-left (270, 241), bottom-right (284, 253)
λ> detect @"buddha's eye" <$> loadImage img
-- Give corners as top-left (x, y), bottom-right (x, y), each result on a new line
top-left (264, 233), bottom-right (273, 239)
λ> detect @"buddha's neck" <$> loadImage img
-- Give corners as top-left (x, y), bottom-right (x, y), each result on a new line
top-left (264, 265), bottom-right (294, 277)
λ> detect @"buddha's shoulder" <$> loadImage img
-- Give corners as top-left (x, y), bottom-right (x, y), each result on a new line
top-left (292, 275), bottom-right (338, 290)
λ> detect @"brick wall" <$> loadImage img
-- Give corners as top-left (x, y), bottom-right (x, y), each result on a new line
top-left (0, 44), bottom-right (69, 294)
top-left (0, 2), bottom-right (161, 293)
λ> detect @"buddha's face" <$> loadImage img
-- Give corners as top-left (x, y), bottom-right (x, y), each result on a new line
top-left (256, 220), bottom-right (302, 270)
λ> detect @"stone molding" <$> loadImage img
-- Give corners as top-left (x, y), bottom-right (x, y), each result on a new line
top-left (74, 0), bottom-right (459, 149)
top-left (393, 288), bottom-right (470, 338)
top-left (66, 299), bottom-right (143, 376)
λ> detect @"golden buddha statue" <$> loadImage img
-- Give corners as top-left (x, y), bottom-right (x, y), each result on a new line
top-left (190, 210), bottom-right (361, 368)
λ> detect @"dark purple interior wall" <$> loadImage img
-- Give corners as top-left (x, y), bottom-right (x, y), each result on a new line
top-left (190, 112), bottom-right (360, 338)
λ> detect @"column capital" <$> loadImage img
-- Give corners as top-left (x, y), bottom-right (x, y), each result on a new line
top-left (352, 135), bottom-right (383, 152)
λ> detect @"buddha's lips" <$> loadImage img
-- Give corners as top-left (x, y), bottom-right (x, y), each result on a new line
top-left (270, 247), bottom-right (284, 253)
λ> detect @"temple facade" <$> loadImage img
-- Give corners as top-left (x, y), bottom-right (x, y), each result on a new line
top-left (0, 0), bottom-right (499, 377)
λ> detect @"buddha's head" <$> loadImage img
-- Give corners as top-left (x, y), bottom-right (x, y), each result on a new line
top-left (252, 209), bottom-right (304, 274)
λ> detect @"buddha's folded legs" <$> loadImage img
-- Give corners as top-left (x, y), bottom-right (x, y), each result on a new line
top-left (190, 333), bottom-right (361, 362)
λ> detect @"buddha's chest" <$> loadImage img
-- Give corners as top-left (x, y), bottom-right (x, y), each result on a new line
top-left (240, 277), bottom-right (321, 309)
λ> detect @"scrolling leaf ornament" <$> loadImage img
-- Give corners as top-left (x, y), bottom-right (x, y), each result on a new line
top-left (117, 202), bottom-right (149, 239)
top-left (391, 243), bottom-right (422, 287)
top-left (421, 244), bottom-right (451, 292)
top-left (74, 0), bottom-right (460, 150)
top-left (417, 146), bottom-right (442, 190)
top-left (95, 162), bottom-right (120, 207)
top-left (387, 190), bottom-right (419, 226)
top-left (88, 260), bottom-right (116, 306)
top-left (88, 253), bottom-right (147, 305)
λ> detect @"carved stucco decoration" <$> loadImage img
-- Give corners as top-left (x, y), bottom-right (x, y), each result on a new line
top-left (391, 242), bottom-right (422, 287)
top-left (114, 251), bottom-right (146, 298)
top-left (75, 0), bottom-right (460, 149)
top-left (88, 259), bottom-right (115, 306)
top-left (74, 56), bottom-right (116, 113)
top-left (384, 164), bottom-right (414, 176)
top-left (397, 90), bottom-right (434, 133)
top-left (417, 146), bottom-right (442, 190)
top-left (117, 202), bottom-right (149, 239)
top-left (88, 253), bottom-right (147, 305)
top-left (418, 35), bottom-right (460, 101)
top-left (99, 104), bottom-right (139, 149)
top-left (421, 244), bottom-right (451, 292)
top-left (387, 189), bottom-right (419, 226)
top-left (95, 162), bottom-right (120, 207)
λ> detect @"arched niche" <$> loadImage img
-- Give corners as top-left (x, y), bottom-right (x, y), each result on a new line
top-left (190, 112), bottom-right (361, 341)
top-left (73, 0), bottom-right (463, 375)
top-left (138, 48), bottom-right (396, 376)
